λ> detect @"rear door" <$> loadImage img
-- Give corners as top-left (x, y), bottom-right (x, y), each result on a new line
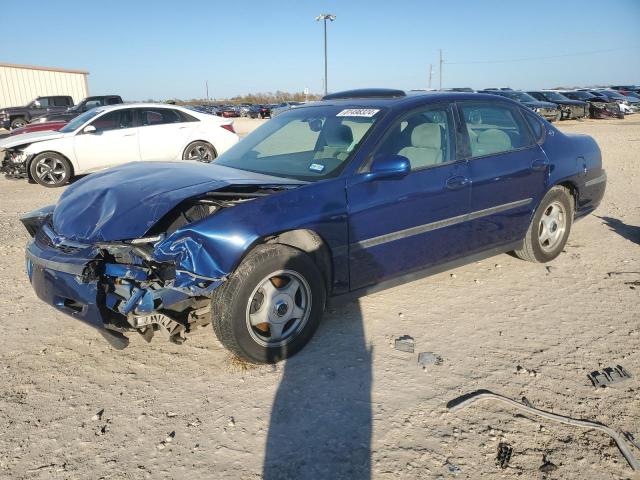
top-left (457, 101), bottom-right (548, 254)
top-left (73, 108), bottom-right (140, 172)
top-left (346, 103), bottom-right (471, 290)
top-left (136, 107), bottom-right (194, 161)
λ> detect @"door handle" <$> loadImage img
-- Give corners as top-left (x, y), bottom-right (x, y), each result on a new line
top-left (531, 159), bottom-right (548, 171)
top-left (446, 176), bottom-right (470, 190)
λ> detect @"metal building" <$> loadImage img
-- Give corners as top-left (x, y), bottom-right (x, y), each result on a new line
top-left (0, 62), bottom-right (89, 108)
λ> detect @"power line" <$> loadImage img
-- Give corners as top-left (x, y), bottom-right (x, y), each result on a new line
top-left (445, 47), bottom-right (636, 65)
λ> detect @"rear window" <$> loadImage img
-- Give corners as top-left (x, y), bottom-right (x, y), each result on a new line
top-left (460, 103), bottom-right (534, 157)
top-left (52, 97), bottom-right (71, 107)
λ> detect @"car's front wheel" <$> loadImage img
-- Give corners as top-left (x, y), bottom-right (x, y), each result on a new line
top-left (10, 117), bottom-right (27, 129)
top-left (211, 244), bottom-right (326, 363)
top-left (29, 152), bottom-right (72, 187)
top-left (182, 141), bottom-right (217, 162)
top-left (514, 186), bottom-right (573, 263)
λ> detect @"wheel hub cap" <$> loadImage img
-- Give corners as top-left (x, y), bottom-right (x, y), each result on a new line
top-left (538, 201), bottom-right (566, 252)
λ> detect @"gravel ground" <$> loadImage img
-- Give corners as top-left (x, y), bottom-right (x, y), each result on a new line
top-left (0, 117), bottom-right (638, 479)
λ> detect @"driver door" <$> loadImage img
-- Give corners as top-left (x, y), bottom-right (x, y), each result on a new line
top-left (73, 108), bottom-right (140, 172)
top-left (346, 103), bottom-right (471, 290)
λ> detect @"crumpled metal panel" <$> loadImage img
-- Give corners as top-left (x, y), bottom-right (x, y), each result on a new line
top-left (52, 162), bottom-right (302, 242)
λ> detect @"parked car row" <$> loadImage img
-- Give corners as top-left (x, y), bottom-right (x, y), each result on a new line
top-left (0, 103), bottom-right (239, 187)
top-left (0, 95), bottom-right (123, 130)
top-left (438, 86), bottom-right (640, 121)
top-left (189, 103), bottom-right (277, 119)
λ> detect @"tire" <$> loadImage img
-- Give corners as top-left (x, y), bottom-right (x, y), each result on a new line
top-left (10, 117), bottom-right (27, 130)
top-left (29, 152), bottom-right (72, 187)
top-left (514, 186), bottom-right (573, 263)
top-left (211, 244), bottom-right (326, 363)
top-left (182, 141), bottom-right (217, 162)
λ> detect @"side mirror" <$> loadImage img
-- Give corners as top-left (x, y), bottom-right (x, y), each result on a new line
top-left (82, 125), bottom-right (97, 134)
top-left (365, 155), bottom-right (410, 181)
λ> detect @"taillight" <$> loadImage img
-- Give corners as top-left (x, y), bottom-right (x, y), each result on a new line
top-left (221, 124), bottom-right (235, 133)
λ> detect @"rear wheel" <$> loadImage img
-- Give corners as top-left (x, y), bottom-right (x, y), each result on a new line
top-left (211, 244), bottom-right (326, 363)
top-left (29, 152), bottom-right (72, 187)
top-left (514, 186), bottom-right (573, 263)
top-left (182, 141), bottom-right (217, 162)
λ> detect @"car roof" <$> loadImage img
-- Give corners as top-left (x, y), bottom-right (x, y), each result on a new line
top-left (93, 102), bottom-right (192, 112)
top-left (312, 91), bottom-right (514, 110)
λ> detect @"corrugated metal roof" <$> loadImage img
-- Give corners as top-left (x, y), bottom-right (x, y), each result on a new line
top-left (0, 62), bottom-right (89, 75)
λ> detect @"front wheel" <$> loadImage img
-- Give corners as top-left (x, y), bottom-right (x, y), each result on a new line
top-left (29, 152), bottom-right (72, 187)
top-left (182, 141), bottom-right (217, 162)
top-left (514, 186), bottom-right (573, 263)
top-left (10, 117), bottom-right (27, 129)
top-left (211, 244), bottom-right (326, 363)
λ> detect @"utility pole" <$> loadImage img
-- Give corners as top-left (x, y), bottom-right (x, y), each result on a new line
top-left (428, 64), bottom-right (432, 89)
top-left (316, 13), bottom-right (336, 96)
top-left (439, 49), bottom-right (443, 90)
top-left (205, 81), bottom-right (209, 101)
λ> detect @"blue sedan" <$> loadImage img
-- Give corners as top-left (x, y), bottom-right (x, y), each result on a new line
top-left (21, 89), bottom-right (606, 363)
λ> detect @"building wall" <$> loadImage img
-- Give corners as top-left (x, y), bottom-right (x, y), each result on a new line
top-left (0, 63), bottom-right (89, 108)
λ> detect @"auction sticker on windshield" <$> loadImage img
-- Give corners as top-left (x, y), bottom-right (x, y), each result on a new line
top-left (336, 109), bottom-right (380, 117)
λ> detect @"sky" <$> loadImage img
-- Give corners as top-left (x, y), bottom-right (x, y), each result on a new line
top-left (1, 0), bottom-right (639, 101)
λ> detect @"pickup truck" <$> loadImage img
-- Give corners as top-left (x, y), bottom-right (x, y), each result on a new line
top-left (0, 96), bottom-right (74, 130)
top-left (30, 95), bottom-right (123, 123)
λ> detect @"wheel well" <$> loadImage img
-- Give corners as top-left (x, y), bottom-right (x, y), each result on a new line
top-left (263, 229), bottom-right (333, 292)
top-left (26, 151), bottom-right (74, 182)
top-left (558, 181), bottom-right (578, 212)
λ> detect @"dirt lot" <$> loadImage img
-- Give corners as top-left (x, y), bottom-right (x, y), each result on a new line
top-left (0, 118), bottom-right (638, 479)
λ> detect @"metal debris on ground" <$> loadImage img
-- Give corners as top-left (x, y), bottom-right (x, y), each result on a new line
top-left (496, 442), bottom-right (513, 469)
top-left (539, 455), bottom-right (558, 473)
top-left (446, 389), bottom-right (640, 471)
top-left (394, 335), bottom-right (415, 353)
top-left (588, 365), bottom-right (631, 388)
top-left (417, 351), bottom-right (443, 367)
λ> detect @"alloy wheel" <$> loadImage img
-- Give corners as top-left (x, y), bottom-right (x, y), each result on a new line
top-left (538, 201), bottom-right (566, 252)
top-left (245, 270), bottom-right (312, 347)
top-left (34, 156), bottom-right (67, 185)
top-left (185, 144), bottom-right (215, 162)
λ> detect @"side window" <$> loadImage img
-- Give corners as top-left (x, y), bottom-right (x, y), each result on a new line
top-left (90, 109), bottom-right (134, 131)
top-left (460, 103), bottom-right (533, 157)
top-left (523, 110), bottom-right (545, 143)
top-left (106, 97), bottom-right (121, 105)
top-left (52, 97), bottom-right (69, 107)
top-left (374, 105), bottom-right (454, 171)
top-left (84, 100), bottom-right (101, 110)
top-left (138, 108), bottom-right (183, 126)
top-left (179, 110), bottom-right (199, 122)
top-left (38, 98), bottom-right (50, 107)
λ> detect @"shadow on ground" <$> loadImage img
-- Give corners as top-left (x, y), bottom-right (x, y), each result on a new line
top-left (598, 216), bottom-right (640, 245)
top-left (263, 300), bottom-right (372, 480)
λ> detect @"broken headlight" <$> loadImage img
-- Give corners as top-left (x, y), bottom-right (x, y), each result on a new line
top-left (20, 204), bottom-right (55, 237)
top-left (7, 150), bottom-right (28, 164)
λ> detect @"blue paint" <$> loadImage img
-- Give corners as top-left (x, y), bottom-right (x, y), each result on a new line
top-left (23, 92), bottom-right (606, 337)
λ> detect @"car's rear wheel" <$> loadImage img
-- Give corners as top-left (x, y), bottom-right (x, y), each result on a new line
top-left (211, 244), bottom-right (326, 364)
top-left (182, 141), bottom-right (217, 162)
top-left (514, 186), bottom-right (573, 263)
top-left (29, 152), bottom-right (72, 188)
top-left (10, 117), bottom-right (27, 129)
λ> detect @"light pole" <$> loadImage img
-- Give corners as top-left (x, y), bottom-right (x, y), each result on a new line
top-left (315, 13), bottom-right (335, 96)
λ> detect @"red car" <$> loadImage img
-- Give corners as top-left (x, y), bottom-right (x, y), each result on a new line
top-left (9, 120), bottom-right (67, 136)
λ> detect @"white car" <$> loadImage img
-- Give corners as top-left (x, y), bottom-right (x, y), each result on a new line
top-left (0, 103), bottom-right (239, 187)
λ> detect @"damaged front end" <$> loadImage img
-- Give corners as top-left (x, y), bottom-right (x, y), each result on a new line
top-left (22, 184), bottom-right (289, 349)
top-left (1, 148), bottom-right (31, 179)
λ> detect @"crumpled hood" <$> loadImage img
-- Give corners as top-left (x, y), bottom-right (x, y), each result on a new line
top-left (52, 162), bottom-right (303, 242)
top-left (0, 129), bottom-right (69, 149)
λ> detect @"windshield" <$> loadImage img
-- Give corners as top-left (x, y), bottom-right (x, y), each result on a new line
top-left (59, 109), bottom-right (103, 133)
top-left (542, 91), bottom-right (569, 102)
top-left (599, 90), bottom-right (625, 99)
top-left (506, 91), bottom-right (537, 102)
top-left (215, 105), bottom-right (384, 181)
top-left (562, 91), bottom-right (594, 100)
